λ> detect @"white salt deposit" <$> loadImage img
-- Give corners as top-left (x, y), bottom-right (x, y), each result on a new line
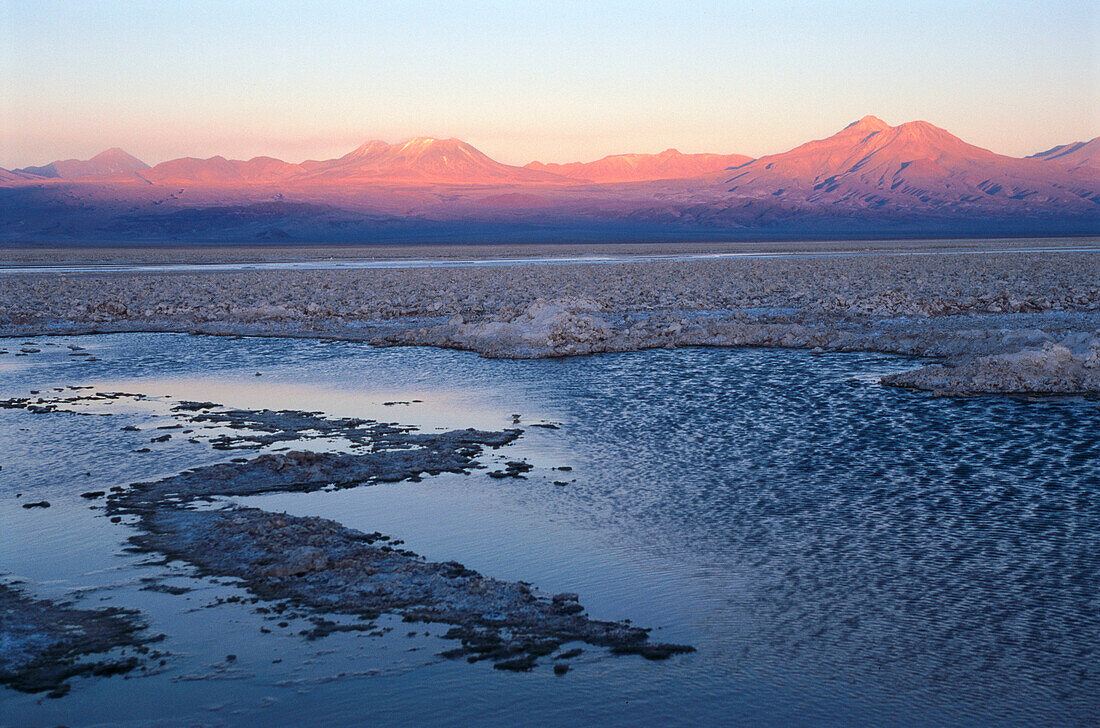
top-left (1, 247), bottom-right (1097, 393)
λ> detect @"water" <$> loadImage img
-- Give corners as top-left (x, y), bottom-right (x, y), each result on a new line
top-left (1, 333), bottom-right (1098, 727)
top-left (1, 245), bottom-right (1097, 275)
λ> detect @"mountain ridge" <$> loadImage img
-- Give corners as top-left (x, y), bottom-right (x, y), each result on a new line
top-left (525, 149), bottom-right (754, 183)
top-left (1029, 138), bottom-right (1100, 171)
top-left (723, 117), bottom-right (1097, 213)
top-left (17, 148), bottom-right (149, 179)
top-left (1, 117), bottom-right (1095, 243)
top-left (301, 137), bottom-right (566, 184)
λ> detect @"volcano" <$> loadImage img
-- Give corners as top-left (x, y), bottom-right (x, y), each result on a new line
top-left (723, 116), bottom-right (1097, 213)
top-left (303, 137), bottom-right (565, 185)
top-left (17, 148), bottom-right (149, 179)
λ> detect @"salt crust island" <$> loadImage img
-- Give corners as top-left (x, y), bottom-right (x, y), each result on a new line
top-left (1, 243), bottom-right (1098, 394)
top-left (0, 393), bottom-right (694, 697)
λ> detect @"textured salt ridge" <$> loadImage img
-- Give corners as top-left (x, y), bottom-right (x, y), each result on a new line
top-left (0, 583), bottom-right (157, 697)
top-left (2, 252), bottom-right (1098, 393)
top-left (25, 399), bottom-right (683, 670)
top-left (386, 299), bottom-right (1100, 394)
top-left (128, 506), bottom-right (677, 669)
top-left (882, 341), bottom-right (1100, 394)
top-left (1, 394), bottom-right (694, 676)
top-left (110, 430), bottom-right (692, 668)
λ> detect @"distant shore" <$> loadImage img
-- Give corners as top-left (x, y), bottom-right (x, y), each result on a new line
top-left (1, 236), bottom-right (1097, 266)
top-left (2, 238), bottom-right (1098, 394)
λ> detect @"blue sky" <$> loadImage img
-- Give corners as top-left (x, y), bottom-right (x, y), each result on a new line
top-left (1, 0), bottom-right (1096, 167)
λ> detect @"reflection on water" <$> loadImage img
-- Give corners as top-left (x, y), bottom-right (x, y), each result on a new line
top-left (1, 333), bottom-right (1098, 727)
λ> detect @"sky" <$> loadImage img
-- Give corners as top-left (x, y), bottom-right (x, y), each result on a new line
top-left (1, 0), bottom-right (1097, 168)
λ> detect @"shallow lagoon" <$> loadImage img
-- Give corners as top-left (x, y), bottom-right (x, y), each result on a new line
top-left (1, 333), bottom-right (1098, 727)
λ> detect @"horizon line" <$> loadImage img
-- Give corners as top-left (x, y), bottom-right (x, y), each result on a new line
top-left (6, 116), bottom-right (1099, 171)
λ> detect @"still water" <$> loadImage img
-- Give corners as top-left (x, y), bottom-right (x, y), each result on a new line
top-left (1, 333), bottom-right (1097, 727)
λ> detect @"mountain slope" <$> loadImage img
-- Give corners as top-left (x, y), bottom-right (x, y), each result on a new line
top-left (33, 139), bottom-right (564, 187)
top-left (723, 116), bottom-right (1097, 213)
top-left (138, 156), bottom-right (245, 185)
top-left (233, 157), bottom-right (307, 182)
top-left (18, 148), bottom-right (149, 179)
top-left (303, 137), bottom-right (565, 184)
top-left (525, 149), bottom-right (753, 183)
top-left (136, 156), bottom-right (306, 185)
top-left (1029, 138), bottom-right (1100, 170)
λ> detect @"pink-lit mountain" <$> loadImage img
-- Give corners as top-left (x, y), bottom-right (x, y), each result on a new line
top-left (127, 138), bottom-right (564, 186)
top-left (16, 148), bottom-right (149, 179)
top-left (138, 156), bottom-right (306, 185)
top-left (723, 116), bottom-right (1097, 214)
top-left (0, 168), bottom-right (31, 184)
top-left (2, 118), bottom-right (1096, 242)
top-left (525, 149), bottom-right (753, 183)
top-left (1029, 138), bottom-right (1100, 171)
top-left (302, 137), bottom-right (565, 184)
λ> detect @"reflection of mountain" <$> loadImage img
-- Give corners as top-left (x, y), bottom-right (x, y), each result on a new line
top-left (2, 118), bottom-right (1096, 243)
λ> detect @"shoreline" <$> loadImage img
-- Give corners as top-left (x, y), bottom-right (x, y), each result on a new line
top-left (2, 241), bottom-right (1098, 394)
top-left (5, 317), bottom-right (1099, 396)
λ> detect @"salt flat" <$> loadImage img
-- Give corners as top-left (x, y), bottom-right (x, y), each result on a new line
top-left (2, 239), bottom-right (1097, 394)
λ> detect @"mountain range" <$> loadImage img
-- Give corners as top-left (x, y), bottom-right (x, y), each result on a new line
top-left (723, 116), bottom-right (1097, 214)
top-left (1, 116), bottom-right (1096, 243)
top-left (16, 148), bottom-right (150, 179)
top-left (525, 149), bottom-right (753, 183)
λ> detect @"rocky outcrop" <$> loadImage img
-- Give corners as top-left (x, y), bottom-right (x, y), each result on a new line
top-left (883, 337), bottom-right (1100, 394)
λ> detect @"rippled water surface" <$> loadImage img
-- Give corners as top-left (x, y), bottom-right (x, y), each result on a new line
top-left (1, 333), bottom-right (1097, 727)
